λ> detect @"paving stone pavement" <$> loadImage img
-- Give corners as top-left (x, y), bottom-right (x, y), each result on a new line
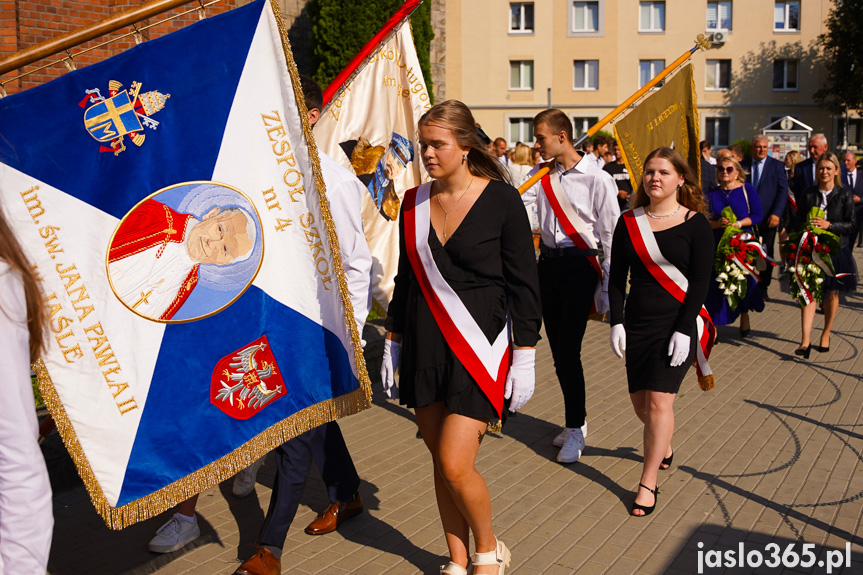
top-left (47, 251), bottom-right (863, 574)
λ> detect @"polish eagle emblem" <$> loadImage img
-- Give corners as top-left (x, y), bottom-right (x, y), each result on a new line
top-left (210, 336), bottom-right (287, 419)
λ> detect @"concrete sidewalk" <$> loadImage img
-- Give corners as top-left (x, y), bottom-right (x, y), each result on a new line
top-left (47, 251), bottom-right (863, 574)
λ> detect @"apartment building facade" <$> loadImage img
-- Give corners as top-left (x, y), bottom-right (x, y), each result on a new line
top-left (439, 0), bottom-right (853, 150)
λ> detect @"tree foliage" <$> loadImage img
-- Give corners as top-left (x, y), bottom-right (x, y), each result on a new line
top-left (307, 0), bottom-right (434, 100)
top-left (813, 0), bottom-right (863, 114)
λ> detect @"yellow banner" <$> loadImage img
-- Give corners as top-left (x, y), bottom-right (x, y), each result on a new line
top-left (614, 64), bottom-right (700, 189)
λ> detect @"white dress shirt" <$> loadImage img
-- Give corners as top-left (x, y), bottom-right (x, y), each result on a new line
top-left (0, 264), bottom-right (53, 574)
top-left (320, 152), bottom-right (373, 335)
top-left (521, 153), bottom-right (620, 289)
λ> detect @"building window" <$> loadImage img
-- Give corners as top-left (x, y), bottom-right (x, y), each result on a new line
top-left (509, 60), bottom-right (534, 90)
top-left (573, 117), bottom-right (598, 138)
top-left (706, 59), bottom-right (731, 90)
top-left (705, 117), bottom-right (730, 147)
top-left (509, 118), bottom-right (534, 144)
top-left (772, 59), bottom-right (798, 90)
top-left (639, 1), bottom-right (665, 32)
top-left (639, 59), bottom-right (665, 88)
top-left (510, 3), bottom-right (534, 33)
top-left (838, 119), bottom-right (863, 147)
top-left (706, 1), bottom-right (732, 31)
top-left (571, 1), bottom-right (599, 32)
top-left (573, 60), bottom-right (599, 90)
top-left (774, 0), bottom-right (800, 31)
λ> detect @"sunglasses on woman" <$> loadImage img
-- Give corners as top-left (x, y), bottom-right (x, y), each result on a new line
top-left (718, 165), bottom-right (736, 173)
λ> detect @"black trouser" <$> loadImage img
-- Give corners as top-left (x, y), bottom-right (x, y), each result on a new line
top-left (538, 255), bottom-right (598, 429)
top-left (758, 225), bottom-right (778, 291)
top-left (258, 421), bottom-right (359, 549)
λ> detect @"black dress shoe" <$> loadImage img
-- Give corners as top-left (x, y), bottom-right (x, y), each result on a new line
top-left (795, 345), bottom-right (811, 359)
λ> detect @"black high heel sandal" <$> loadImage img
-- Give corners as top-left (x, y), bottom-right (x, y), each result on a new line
top-left (631, 483), bottom-right (659, 517)
top-left (794, 345), bottom-right (811, 359)
top-left (660, 451), bottom-right (674, 470)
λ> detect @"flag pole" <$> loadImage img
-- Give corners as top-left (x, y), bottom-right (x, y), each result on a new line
top-left (518, 34), bottom-right (712, 193)
top-left (321, 0), bottom-right (423, 110)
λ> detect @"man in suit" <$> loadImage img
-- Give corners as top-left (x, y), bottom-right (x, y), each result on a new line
top-left (700, 140), bottom-right (716, 193)
top-left (742, 135), bottom-right (788, 300)
top-left (841, 151), bottom-right (863, 248)
top-left (792, 133), bottom-right (829, 195)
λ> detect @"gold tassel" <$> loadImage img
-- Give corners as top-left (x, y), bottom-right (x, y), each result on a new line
top-left (698, 374), bottom-right (714, 391)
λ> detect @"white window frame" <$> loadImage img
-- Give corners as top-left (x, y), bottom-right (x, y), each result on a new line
top-left (573, 60), bottom-right (599, 91)
top-left (639, 1), bottom-right (665, 33)
top-left (571, 1), bottom-right (599, 32)
top-left (509, 60), bottom-right (534, 91)
top-left (508, 117), bottom-right (534, 145)
top-left (572, 117), bottom-right (599, 139)
top-left (706, 1), bottom-right (732, 32)
top-left (704, 116), bottom-right (731, 147)
top-left (509, 3), bottom-right (534, 34)
top-left (774, 0), bottom-right (800, 32)
top-left (705, 59), bottom-right (731, 91)
top-left (772, 59), bottom-right (798, 91)
top-left (638, 59), bottom-right (665, 89)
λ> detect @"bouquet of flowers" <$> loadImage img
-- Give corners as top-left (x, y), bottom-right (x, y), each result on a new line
top-left (781, 207), bottom-right (841, 307)
top-left (714, 207), bottom-right (765, 309)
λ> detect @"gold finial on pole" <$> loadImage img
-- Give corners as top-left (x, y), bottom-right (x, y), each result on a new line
top-left (695, 33), bottom-right (712, 51)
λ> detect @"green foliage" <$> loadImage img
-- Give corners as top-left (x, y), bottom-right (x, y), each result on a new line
top-left (731, 138), bottom-right (751, 158)
top-left (591, 130), bottom-right (615, 143)
top-left (814, 0), bottom-right (863, 114)
top-left (307, 0), bottom-right (434, 99)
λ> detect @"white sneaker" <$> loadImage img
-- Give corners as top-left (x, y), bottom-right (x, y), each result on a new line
top-left (552, 422), bottom-right (587, 447)
top-left (148, 513), bottom-right (201, 553)
top-left (557, 427), bottom-right (586, 463)
top-left (232, 455), bottom-right (266, 498)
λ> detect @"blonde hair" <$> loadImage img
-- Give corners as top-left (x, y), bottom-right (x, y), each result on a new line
top-left (816, 152), bottom-right (843, 190)
top-left (512, 143), bottom-right (533, 166)
top-left (715, 156), bottom-right (748, 185)
top-left (785, 149), bottom-right (803, 174)
top-left (418, 100), bottom-right (509, 182)
top-left (632, 147), bottom-right (706, 214)
top-left (0, 204), bottom-right (45, 361)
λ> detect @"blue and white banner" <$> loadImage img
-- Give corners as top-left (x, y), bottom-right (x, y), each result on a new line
top-left (0, 0), bottom-right (369, 528)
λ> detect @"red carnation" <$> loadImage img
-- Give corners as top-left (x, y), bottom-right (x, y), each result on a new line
top-left (788, 253), bottom-right (796, 261)
top-left (725, 254), bottom-right (734, 261)
top-left (824, 246), bottom-right (831, 253)
top-left (731, 238), bottom-right (740, 247)
top-left (801, 256), bottom-right (810, 264)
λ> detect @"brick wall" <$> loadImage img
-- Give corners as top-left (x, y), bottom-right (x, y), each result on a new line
top-left (0, 0), bottom-right (247, 95)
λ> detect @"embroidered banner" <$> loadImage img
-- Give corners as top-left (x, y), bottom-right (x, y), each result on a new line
top-left (314, 11), bottom-right (430, 311)
top-left (0, 0), bottom-right (369, 528)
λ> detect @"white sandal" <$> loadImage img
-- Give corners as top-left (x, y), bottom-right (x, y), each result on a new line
top-left (471, 538), bottom-right (511, 575)
top-left (440, 561), bottom-right (468, 575)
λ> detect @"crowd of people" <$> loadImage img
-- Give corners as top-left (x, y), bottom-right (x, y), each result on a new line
top-left (2, 92), bottom-right (860, 574)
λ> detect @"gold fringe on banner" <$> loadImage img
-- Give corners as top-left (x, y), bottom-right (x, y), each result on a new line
top-left (35, 0), bottom-right (372, 530)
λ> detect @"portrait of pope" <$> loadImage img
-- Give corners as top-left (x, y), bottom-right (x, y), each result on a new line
top-left (107, 186), bottom-right (261, 322)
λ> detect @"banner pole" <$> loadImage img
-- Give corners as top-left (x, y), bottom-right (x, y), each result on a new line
top-left (321, 0), bottom-right (423, 110)
top-left (0, 0), bottom-right (213, 77)
top-left (518, 34), bottom-right (711, 193)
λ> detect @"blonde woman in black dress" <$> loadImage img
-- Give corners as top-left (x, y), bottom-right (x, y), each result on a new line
top-left (609, 148), bottom-right (713, 516)
top-left (381, 100), bottom-right (541, 574)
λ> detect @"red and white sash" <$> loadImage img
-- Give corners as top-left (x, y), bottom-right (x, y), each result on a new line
top-left (622, 208), bottom-right (716, 390)
top-left (539, 161), bottom-right (606, 315)
top-left (730, 232), bottom-right (776, 283)
top-left (403, 183), bottom-right (511, 417)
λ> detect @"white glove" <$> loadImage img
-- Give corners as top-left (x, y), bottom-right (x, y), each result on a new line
top-left (381, 339), bottom-right (400, 399)
top-left (667, 331), bottom-right (691, 367)
top-left (504, 348), bottom-right (535, 413)
top-left (609, 324), bottom-right (626, 359)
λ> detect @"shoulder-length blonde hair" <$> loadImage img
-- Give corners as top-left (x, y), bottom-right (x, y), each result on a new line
top-left (0, 204), bottom-right (46, 361)
top-left (715, 156), bottom-right (748, 185)
top-left (785, 149), bottom-right (803, 173)
top-left (512, 143), bottom-right (533, 166)
top-left (816, 152), bottom-right (843, 190)
top-left (631, 147), bottom-right (706, 214)
top-left (418, 100), bottom-right (509, 182)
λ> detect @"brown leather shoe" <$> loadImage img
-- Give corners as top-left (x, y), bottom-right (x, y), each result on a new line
top-left (304, 493), bottom-right (363, 535)
top-left (233, 546), bottom-right (280, 575)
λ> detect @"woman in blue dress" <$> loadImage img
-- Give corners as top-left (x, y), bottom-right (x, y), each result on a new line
top-left (704, 156), bottom-right (765, 336)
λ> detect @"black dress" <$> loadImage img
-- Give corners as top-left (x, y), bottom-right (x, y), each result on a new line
top-left (609, 211), bottom-right (714, 394)
top-left (385, 179), bottom-right (542, 419)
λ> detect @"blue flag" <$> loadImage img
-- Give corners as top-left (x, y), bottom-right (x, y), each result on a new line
top-left (0, 0), bottom-right (370, 528)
